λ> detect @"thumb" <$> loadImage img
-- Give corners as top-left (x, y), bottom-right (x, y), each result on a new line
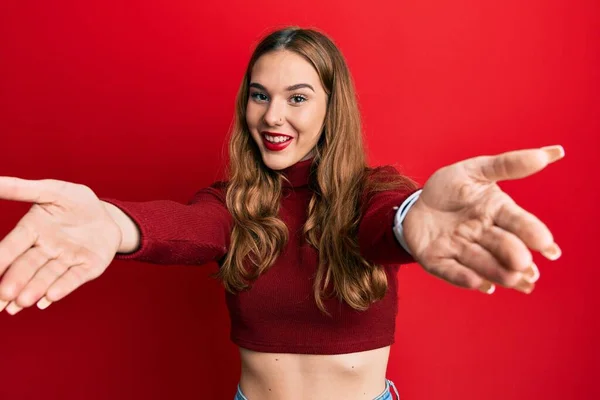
top-left (465, 145), bottom-right (565, 183)
top-left (0, 177), bottom-right (64, 204)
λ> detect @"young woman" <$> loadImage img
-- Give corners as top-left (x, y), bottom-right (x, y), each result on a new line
top-left (0, 27), bottom-right (563, 399)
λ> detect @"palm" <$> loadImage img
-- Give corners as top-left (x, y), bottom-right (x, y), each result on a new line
top-left (403, 146), bottom-right (564, 294)
top-left (422, 161), bottom-right (505, 212)
top-left (0, 178), bottom-right (121, 312)
top-left (22, 193), bottom-right (119, 268)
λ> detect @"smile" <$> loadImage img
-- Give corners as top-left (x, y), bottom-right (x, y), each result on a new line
top-left (262, 132), bottom-right (294, 151)
top-left (265, 134), bottom-right (291, 143)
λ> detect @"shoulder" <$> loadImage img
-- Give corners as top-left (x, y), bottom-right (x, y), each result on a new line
top-left (360, 165), bottom-right (419, 205)
top-left (188, 180), bottom-right (229, 205)
top-left (365, 165), bottom-right (402, 183)
top-left (364, 165), bottom-right (417, 188)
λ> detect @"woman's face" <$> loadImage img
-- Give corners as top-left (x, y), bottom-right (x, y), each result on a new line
top-left (246, 50), bottom-right (328, 171)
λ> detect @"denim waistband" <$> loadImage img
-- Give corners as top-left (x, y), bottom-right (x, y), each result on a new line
top-left (234, 378), bottom-right (399, 400)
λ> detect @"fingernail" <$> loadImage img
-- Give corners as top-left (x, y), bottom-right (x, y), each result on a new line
top-left (5, 301), bottom-right (23, 315)
top-left (541, 145), bottom-right (565, 163)
top-left (0, 300), bottom-right (8, 312)
top-left (478, 281), bottom-right (496, 295)
top-left (515, 278), bottom-right (535, 294)
top-left (522, 263), bottom-right (540, 283)
top-left (37, 297), bottom-right (52, 310)
top-left (541, 243), bottom-right (562, 261)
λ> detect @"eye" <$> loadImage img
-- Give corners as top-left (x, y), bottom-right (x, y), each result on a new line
top-left (290, 95), bottom-right (308, 104)
top-left (250, 92), bottom-right (269, 103)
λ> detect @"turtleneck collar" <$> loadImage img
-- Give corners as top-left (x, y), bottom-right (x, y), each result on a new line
top-left (280, 158), bottom-right (314, 188)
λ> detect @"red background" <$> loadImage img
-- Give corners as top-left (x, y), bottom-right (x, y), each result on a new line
top-left (1, 1), bottom-right (598, 399)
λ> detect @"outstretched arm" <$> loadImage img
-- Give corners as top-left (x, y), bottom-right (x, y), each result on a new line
top-left (0, 180), bottom-right (232, 315)
top-left (100, 182), bottom-right (233, 266)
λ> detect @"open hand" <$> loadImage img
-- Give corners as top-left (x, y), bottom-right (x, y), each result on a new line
top-left (0, 178), bottom-right (122, 314)
top-left (403, 145), bottom-right (564, 294)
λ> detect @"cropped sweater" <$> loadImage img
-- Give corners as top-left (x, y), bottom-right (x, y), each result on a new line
top-left (102, 158), bottom-right (417, 355)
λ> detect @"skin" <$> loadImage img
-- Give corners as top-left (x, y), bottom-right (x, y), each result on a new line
top-left (0, 47), bottom-right (564, 400)
top-left (238, 50), bottom-right (564, 399)
top-left (240, 50), bottom-right (392, 399)
top-left (246, 50), bottom-right (328, 170)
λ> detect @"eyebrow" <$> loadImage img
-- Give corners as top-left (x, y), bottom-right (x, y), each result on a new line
top-left (249, 82), bottom-right (315, 92)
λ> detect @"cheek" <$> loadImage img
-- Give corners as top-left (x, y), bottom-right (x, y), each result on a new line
top-left (292, 105), bottom-right (326, 138)
top-left (245, 104), bottom-right (255, 128)
top-left (292, 106), bottom-right (311, 126)
top-left (245, 105), bottom-right (262, 146)
top-left (246, 102), bottom-right (265, 129)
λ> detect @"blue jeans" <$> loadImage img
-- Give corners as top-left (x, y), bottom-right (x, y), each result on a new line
top-left (234, 379), bottom-right (400, 399)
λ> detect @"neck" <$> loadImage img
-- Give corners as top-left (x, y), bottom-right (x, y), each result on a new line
top-left (280, 158), bottom-right (314, 188)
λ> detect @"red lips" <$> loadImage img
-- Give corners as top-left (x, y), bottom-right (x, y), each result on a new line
top-left (262, 132), bottom-right (293, 152)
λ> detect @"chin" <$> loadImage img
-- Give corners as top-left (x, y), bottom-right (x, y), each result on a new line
top-left (260, 152), bottom-right (298, 171)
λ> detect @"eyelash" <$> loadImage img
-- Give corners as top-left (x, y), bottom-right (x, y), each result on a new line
top-left (250, 92), bottom-right (308, 104)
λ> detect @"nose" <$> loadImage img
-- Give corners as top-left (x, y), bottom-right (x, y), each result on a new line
top-left (263, 101), bottom-right (285, 127)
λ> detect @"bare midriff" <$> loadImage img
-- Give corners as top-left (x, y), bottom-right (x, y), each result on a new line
top-left (238, 345), bottom-right (391, 400)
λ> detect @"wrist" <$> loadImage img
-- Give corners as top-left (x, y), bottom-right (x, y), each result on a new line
top-left (101, 201), bottom-right (140, 254)
top-left (392, 189), bottom-right (422, 256)
top-left (401, 203), bottom-right (419, 257)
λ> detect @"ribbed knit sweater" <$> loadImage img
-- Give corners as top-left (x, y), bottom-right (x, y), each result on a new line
top-left (102, 158), bottom-right (416, 354)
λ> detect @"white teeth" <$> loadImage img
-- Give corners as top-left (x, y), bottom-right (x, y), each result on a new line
top-left (265, 135), bottom-right (291, 143)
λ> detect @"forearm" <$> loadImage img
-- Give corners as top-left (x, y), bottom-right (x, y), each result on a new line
top-left (358, 190), bottom-right (420, 265)
top-left (102, 200), bottom-right (141, 254)
top-left (99, 185), bottom-right (232, 265)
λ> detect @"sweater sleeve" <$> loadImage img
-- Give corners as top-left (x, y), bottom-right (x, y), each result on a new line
top-left (101, 182), bottom-right (233, 266)
top-left (358, 166), bottom-right (420, 266)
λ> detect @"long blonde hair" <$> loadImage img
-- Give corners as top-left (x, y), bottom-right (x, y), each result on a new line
top-left (217, 27), bottom-right (417, 314)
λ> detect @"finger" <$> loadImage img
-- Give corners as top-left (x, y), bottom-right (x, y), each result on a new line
top-left (37, 297), bottom-right (52, 310)
top-left (0, 246), bottom-right (51, 301)
top-left (494, 201), bottom-right (561, 260)
top-left (15, 258), bottom-right (68, 308)
top-left (457, 219), bottom-right (533, 272)
top-left (478, 226), bottom-right (533, 271)
top-left (4, 301), bottom-right (23, 315)
top-left (0, 223), bottom-right (39, 279)
top-left (424, 258), bottom-right (496, 294)
top-left (0, 246), bottom-right (52, 304)
top-left (467, 145), bottom-right (564, 183)
top-left (454, 240), bottom-right (535, 294)
top-left (0, 177), bottom-right (63, 204)
top-left (46, 264), bottom-right (92, 303)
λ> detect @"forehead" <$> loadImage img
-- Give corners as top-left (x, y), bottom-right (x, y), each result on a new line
top-left (250, 50), bottom-right (322, 90)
